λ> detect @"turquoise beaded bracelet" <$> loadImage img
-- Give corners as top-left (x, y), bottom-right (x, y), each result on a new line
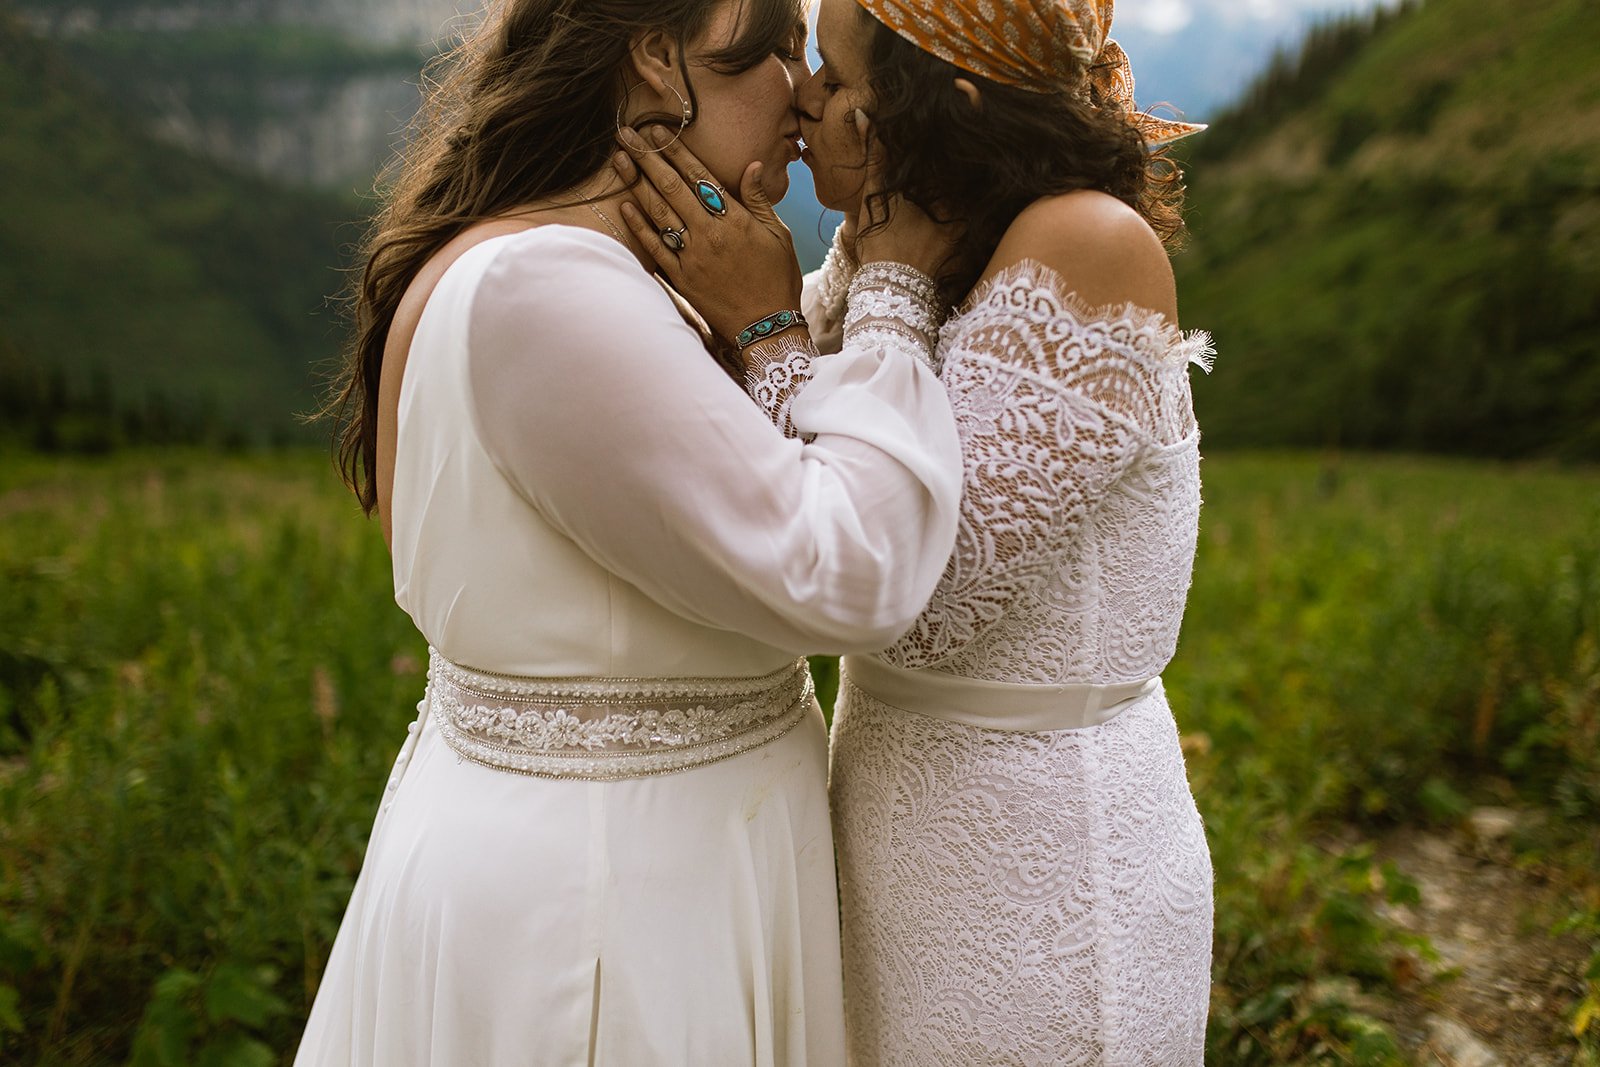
top-left (735, 309), bottom-right (808, 349)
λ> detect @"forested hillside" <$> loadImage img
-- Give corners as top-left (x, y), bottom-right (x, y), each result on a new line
top-left (8, 0), bottom-right (1596, 456)
top-left (0, 7), bottom-right (356, 447)
top-left (1177, 0), bottom-right (1600, 458)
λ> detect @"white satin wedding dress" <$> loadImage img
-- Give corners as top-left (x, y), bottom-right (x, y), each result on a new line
top-left (294, 225), bottom-right (961, 1066)
top-left (801, 232), bottom-right (1217, 1066)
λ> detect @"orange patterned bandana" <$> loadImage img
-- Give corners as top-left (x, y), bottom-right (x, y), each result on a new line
top-left (856, 0), bottom-right (1205, 145)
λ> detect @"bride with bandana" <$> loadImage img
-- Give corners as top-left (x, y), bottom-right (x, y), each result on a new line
top-left (626, 0), bottom-right (1216, 1060)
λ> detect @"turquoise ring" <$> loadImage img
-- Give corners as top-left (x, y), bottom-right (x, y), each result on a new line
top-left (694, 179), bottom-right (729, 217)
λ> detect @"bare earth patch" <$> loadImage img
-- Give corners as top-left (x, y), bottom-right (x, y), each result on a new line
top-left (1375, 811), bottom-right (1593, 1065)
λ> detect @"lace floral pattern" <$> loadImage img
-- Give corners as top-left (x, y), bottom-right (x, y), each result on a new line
top-left (832, 682), bottom-right (1213, 1065)
top-left (749, 248), bottom-right (942, 426)
top-left (881, 258), bottom-right (1216, 684)
top-left (428, 652), bottom-right (812, 780)
top-left (832, 259), bottom-right (1216, 1063)
top-left (844, 262), bottom-right (944, 372)
top-left (744, 335), bottom-right (818, 439)
top-left (810, 227), bottom-right (859, 342)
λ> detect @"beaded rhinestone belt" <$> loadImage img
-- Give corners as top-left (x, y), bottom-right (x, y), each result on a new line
top-left (427, 650), bottom-right (812, 781)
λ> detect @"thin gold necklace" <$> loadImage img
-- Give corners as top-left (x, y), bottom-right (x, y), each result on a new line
top-left (587, 202), bottom-right (629, 248)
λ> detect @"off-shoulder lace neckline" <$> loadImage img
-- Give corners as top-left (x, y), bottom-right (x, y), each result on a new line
top-left (956, 256), bottom-right (1215, 373)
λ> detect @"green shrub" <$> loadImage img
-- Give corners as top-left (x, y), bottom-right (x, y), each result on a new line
top-left (0, 450), bottom-right (1595, 1063)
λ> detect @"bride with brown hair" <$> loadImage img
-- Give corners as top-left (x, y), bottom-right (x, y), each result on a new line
top-left (634, 0), bottom-right (1217, 1060)
top-left (295, 0), bottom-right (964, 1062)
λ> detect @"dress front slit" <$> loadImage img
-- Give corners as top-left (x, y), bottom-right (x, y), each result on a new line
top-left (300, 659), bottom-right (844, 1066)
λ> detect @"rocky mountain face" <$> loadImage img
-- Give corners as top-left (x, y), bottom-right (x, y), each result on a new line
top-left (127, 62), bottom-right (425, 192)
top-left (19, 0), bottom-right (472, 47)
top-left (15, 0), bottom-right (839, 263)
top-left (256, 0), bottom-right (476, 46)
top-left (16, 0), bottom-right (477, 189)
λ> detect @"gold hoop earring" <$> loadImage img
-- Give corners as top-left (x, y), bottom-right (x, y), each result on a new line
top-left (616, 81), bottom-right (692, 153)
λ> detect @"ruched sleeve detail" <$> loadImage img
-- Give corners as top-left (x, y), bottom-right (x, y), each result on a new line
top-left (465, 228), bottom-right (962, 655)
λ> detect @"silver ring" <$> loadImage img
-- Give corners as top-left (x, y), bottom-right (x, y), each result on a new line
top-left (661, 225), bottom-right (687, 252)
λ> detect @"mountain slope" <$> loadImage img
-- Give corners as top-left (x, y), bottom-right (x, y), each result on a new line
top-left (1176, 0), bottom-right (1600, 458)
top-left (0, 8), bottom-right (356, 446)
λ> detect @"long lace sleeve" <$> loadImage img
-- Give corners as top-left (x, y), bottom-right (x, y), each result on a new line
top-left (744, 334), bottom-right (818, 439)
top-left (880, 259), bottom-right (1212, 673)
top-left (466, 228), bottom-right (962, 655)
top-left (748, 250), bottom-right (941, 440)
top-left (800, 224), bottom-right (858, 355)
top-left (841, 262), bottom-right (942, 367)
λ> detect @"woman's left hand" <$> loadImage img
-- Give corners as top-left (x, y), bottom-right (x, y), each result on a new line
top-left (614, 128), bottom-right (804, 344)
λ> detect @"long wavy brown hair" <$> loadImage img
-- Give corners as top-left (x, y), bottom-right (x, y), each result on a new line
top-left (860, 17), bottom-right (1189, 309)
top-left (324, 0), bottom-right (802, 514)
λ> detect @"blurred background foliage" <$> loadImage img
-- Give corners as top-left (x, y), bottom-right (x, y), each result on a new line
top-left (1174, 0), bottom-right (1600, 460)
top-left (2, 452), bottom-right (1594, 1064)
top-left (0, 6), bottom-right (359, 449)
top-left (3, 0), bottom-right (1597, 458)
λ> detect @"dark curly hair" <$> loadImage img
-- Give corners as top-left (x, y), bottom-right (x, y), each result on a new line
top-left (860, 18), bottom-right (1189, 309)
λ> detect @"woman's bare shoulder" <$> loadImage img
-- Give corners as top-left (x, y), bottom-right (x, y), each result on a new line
top-left (979, 189), bottom-right (1177, 323)
top-left (376, 219), bottom-right (546, 544)
top-left (390, 222), bottom-right (543, 349)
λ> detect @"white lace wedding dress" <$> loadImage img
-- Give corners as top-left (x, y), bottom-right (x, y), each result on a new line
top-left (294, 226), bottom-right (961, 1066)
top-left (800, 233), bottom-right (1217, 1065)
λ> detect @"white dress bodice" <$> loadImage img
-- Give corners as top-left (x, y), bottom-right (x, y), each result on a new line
top-left (390, 225), bottom-right (961, 678)
top-left (804, 242), bottom-right (1215, 688)
top-left (880, 260), bottom-right (1215, 685)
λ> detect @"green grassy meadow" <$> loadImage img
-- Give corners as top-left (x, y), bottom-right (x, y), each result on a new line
top-left (1, 450), bottom-right (1597, 1064)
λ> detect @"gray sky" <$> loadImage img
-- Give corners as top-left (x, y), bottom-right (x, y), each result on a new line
top-left (1117, 0), bottom-right (1399, 35)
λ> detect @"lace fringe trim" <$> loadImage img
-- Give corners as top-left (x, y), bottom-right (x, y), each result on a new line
top-left (428, 650), bottom-right (812, 781)
top-left (960, 257), bottom-right (1216, 373)
top-left (744, 335), bottom-right (818, 439)
top-left (812, 228), bottom-right (859, 331)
